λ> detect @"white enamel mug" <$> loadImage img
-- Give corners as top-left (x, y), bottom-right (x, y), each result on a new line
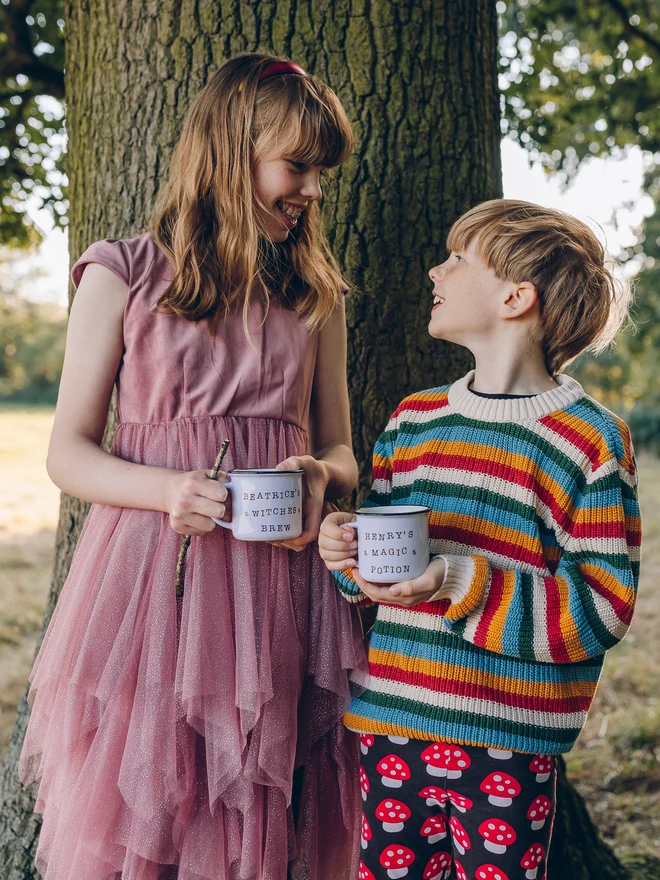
top-left (212, 469), bottom-right (303, 541)
top-left (344, 505), bottom-right (430, 583)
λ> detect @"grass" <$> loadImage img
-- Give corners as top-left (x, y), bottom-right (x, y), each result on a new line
top-left (0, 408), bottom-right (59, 750)
top-left (0, 409), bottom-right (658, 861)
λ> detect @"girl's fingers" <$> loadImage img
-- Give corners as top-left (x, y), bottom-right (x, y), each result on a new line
top-left (199, 480), bottom-right (229, 503)
top-left (170, 512), bottom-right (215, 535)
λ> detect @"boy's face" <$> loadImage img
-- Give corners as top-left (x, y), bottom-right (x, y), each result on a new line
top-left (427, 236), bottom-right (513, 346)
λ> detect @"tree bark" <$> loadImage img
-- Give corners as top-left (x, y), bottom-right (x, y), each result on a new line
top-left (0, 2), bottom-right (644, 878)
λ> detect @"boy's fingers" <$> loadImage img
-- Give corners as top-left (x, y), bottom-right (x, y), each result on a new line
top-left (319, 535), bottom-right (355, 552)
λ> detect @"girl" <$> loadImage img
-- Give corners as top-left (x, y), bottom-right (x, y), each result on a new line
top-left (19, 53), bottom-right (366, 880)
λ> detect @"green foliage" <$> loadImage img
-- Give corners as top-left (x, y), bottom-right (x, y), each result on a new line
top-left (0, 253), bottom-right (66, 402)
top-left (499, 0), bottom-right (660, 179)
top-left (0, 0), bottom-right (66, 246)
top-left (568, 201), bottom-right (660, 448)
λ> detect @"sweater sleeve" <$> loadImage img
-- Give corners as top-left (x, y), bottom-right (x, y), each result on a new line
top-left (435, 450), bottom-right (641, 664)
top-left (332, 412), bottom-right (398, 605)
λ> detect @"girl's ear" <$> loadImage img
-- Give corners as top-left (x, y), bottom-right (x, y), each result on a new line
top-left (499, 281), bottom-right (538, 320)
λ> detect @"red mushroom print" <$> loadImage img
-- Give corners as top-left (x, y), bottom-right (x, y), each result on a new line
top-left (420, 813), bottom-right (448, 845)
top-left (478, 818), bottom-right (517, 855)
top-left (444, 745), bottom-right (471, 779)
top-left (361, 812), bottom-right (372, 850)
top-left (479, 771), bottom-right (522, 807)
top-left (379, 844), bottom-right (415, 878)
top-left (487, 747), bottom-right (513, 760)
top-left (529, 754), bottom-right (554, 783)
top-left (423, 851), bottom-right (452, 880)
top-left (359, 861), bottom-right (376, 880)
top-left (447, 790), bottom-right (473, 813)
top-left (419, 743), bottom-right (448, 777)
top-left (377, 754), bottom-right (411, 788)
top-left (360, 734), bottom-right (375, 755)
top-left (521, 842), bottom-right (545, 879)
top-left (454, 861), bottom-right (469, 880)
top-left (527, 794), bottom-right (553, 830)
top-left (449, 816), bottom-right (471, 855)
top-left (360, 765), bottom-right (370, 802)
top-left (375, 798), bottom-right (412, 833)
top-left (388, 734), bottom-right (410, 745)
top-left (475, 865), bottom-right (511, 880)
top-left (420, 743), bottom-right (471, 779)
top-left (418, 785), bottom-right (447, 808)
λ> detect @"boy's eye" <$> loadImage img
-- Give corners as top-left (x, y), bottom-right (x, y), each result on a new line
top-left (287, 160), bottom-right (306, 171)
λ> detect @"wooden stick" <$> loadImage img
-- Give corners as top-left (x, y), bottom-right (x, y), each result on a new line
top-left (175, 439), bottom-right (230, 597)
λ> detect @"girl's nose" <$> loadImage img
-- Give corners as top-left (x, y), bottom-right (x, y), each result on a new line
top-left (300, 171), bottom-right (322, 202)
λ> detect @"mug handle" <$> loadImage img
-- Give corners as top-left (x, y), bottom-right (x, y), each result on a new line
top-left (211, 478), bottom-right (233, 530)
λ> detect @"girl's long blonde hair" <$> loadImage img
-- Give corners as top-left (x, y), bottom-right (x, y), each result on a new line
top-left (151, 53), bottom-right (353, 331)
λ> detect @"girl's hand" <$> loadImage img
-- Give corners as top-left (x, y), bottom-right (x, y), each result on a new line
top-left (269, 455), bottom-right (330, 551)
top-left (166, 470), bottom-right (231, 536)
top-left (352, 557), bottom-right (447, 607)
top-left (318, 511), bottom-right (359, 569)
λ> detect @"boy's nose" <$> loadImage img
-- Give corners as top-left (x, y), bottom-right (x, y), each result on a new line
top-left (429, 264), bottom-right (444, 283)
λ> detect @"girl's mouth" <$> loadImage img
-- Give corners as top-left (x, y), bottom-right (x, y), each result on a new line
top-left (276, 199), bottom-right (304, 229)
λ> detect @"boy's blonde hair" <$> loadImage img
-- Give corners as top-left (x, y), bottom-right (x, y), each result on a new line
top-left (447, 199), bottom-right (632, 375)
top-left (151, 52), bottom-right (353, 332)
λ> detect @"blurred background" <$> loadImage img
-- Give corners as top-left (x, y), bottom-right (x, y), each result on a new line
top-left (1, 0), bottom-right (659, 867)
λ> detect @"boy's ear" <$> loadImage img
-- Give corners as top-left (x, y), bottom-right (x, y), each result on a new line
top-left (499, 281), bottom-right (538, 320)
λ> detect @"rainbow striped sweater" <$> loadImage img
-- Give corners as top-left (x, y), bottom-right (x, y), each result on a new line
top-left (334, 371), bottom-right (641, 754)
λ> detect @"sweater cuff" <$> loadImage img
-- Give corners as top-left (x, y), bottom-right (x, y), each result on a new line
top-left (429, 554), bottom-right (489, 620)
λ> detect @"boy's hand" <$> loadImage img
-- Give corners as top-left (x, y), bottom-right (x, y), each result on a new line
top-left (318, 511), bottom-right (359, 569)
top-left (353, 557), bottom-right (447, 607)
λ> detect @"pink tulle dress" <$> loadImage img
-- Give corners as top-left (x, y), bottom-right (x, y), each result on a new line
top-left (19, 234), bottom-right (367, 880)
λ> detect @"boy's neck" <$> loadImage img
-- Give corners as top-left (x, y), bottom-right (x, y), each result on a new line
top-left (469, 343), bottom-right (558, 396)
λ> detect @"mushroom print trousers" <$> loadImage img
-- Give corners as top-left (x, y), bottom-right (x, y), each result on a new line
top-left (358, 735), bottom-right (556, 880)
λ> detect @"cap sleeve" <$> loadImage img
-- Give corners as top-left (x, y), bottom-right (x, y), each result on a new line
top-left (71, 239), bottom-right (132, 289)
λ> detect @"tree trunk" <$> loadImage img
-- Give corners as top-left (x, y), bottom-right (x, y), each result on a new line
top-left (0, 2), bottom-right (642, 878)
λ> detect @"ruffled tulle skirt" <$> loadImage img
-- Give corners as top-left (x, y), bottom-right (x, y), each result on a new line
top-left (19, 415), bottom-right (367, 880)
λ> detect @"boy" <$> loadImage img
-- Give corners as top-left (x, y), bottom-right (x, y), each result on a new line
top-left (319, 200), bottom-right (640, 880)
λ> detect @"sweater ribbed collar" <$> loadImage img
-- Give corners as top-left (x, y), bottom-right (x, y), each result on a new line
top-left (447, 370), bottom-right (585, 423)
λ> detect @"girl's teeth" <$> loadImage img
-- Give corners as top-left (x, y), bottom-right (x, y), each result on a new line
top-left (279, 201), bottom-right (303, 220)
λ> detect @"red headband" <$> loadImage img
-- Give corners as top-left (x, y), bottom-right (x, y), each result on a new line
top-left (259, 61), bottom-right (307, 81)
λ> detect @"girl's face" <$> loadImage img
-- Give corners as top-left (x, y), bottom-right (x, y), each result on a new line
top-left (252, 144), bottom-right (324, 242)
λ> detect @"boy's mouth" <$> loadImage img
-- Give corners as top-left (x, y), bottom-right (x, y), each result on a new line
top-left (276, 199), bottom-right (305, 229)
top-left (432, 294), bottom-right (445, 310)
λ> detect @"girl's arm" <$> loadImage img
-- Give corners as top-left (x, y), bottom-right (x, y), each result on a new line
top-left (47, 263), bottom-right (229, 536)
top-left (275, 297), bottom-right (358, 550)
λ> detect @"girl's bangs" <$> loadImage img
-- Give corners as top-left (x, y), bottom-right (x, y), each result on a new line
top-left (284, 93), bottom-right (352, 168)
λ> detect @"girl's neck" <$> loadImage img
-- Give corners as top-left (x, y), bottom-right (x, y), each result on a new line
top-left (469, 342), bottom-right (557, 396)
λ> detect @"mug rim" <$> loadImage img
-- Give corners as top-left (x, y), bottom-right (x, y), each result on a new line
top-left (229, 468), bottom-right (304, 475)
top-left (355, 505), bottom-right (430, 517)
